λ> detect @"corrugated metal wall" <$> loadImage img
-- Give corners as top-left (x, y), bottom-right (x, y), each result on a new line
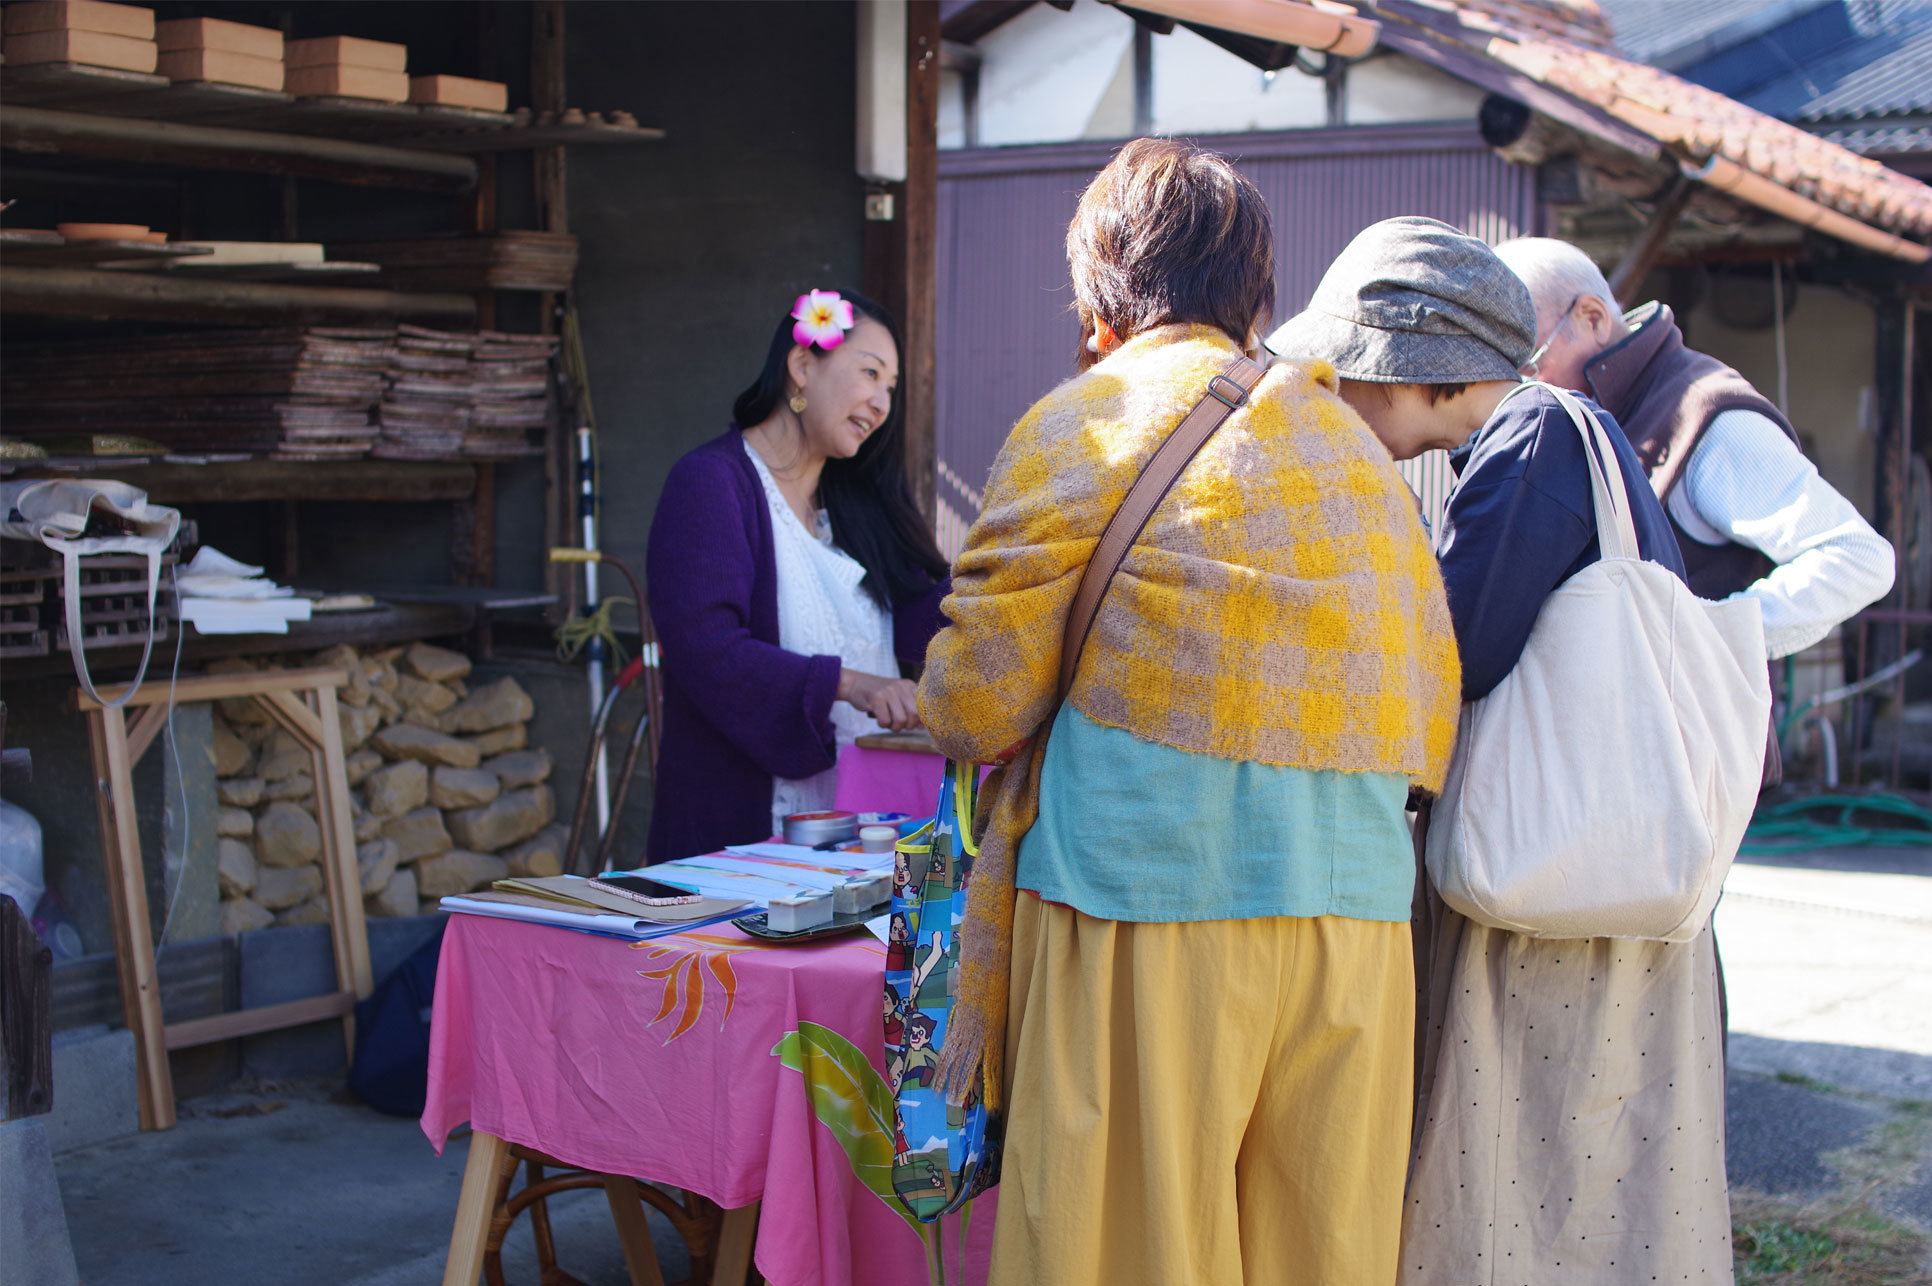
top-left (934, 124), bottom-right (1540, 550)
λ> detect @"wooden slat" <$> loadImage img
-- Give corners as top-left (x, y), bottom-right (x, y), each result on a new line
top-left (255, 688), bottom-right (326, 746)
top-left (74, 665), bottom-right (348, 711)
top-left (123, 702), bottom-right (170, 766)
top-left (713, 1204), bottom-right (760, 1286)
top-left (162, 990), bottom-right (355, 1050)
top-left (314, 684), bottom-right (375, 1001)
top-left (89, 708), bottom-right (175, 1129)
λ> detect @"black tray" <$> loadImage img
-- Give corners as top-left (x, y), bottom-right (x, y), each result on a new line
top-left (733, 905), bottom-right (886, 944)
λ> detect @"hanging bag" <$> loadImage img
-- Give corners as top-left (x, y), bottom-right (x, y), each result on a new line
top-left (0, 479), bottom-right (180, 709)
top-left (1424, 384), bottom-right (1771, 942)
top-left (886, 761), bottom-right (996, 1229)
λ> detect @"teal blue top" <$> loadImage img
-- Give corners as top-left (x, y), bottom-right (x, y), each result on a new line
top-left (1015, 708), bottom-right (1415, 924)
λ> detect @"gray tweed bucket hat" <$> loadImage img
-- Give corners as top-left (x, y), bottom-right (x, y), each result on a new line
top-left (1265, 216), bottom-right (1536, 384)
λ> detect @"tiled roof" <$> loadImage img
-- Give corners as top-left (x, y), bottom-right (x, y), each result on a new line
top-left (1816, 122), bottom-right (1932, 158)
top-left (1752, 6), bottom-right (1932, 122)
top-left (1444, 0), bottom-right (1616, 51)
top-left (1371, 0), bottom-right (1932, 241)
top-left (1595, 0), bottom-right (1795, 69)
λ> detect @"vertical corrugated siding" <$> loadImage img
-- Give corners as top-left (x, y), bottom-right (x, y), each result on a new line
top-left (935, 125), bottom-right (1538, 550)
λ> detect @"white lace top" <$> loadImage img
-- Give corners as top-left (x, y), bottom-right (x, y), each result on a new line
top-left (743, 437), bottom-right (897, 832)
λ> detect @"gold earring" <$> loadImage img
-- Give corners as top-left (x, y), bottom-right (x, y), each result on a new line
top-left (789, 394), bottom-right (808, 415)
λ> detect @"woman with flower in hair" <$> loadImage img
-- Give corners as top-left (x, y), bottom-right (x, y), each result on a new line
top-left (645, 290), bottom-right (949, 861)
top-left (918, 139), bottom-right (1460, 1284)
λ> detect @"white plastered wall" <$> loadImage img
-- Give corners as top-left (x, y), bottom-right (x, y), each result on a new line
top-left (1681, 282), bottom-right (1878, 517)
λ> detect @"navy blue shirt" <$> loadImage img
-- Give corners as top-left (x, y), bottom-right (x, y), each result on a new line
top-left (1438, 384), bottom-right (1687, 701)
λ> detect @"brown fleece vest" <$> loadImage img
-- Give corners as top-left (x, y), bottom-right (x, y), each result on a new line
top-left (1584, 303), bottom-right (1798, 600)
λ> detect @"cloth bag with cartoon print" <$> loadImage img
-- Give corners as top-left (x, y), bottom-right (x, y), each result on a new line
top-left (884, 760), bottom-right (999, 1275)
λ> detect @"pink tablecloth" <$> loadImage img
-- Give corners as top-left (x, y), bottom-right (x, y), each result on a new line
top-left (422, 913), bottom-right (994, 1286)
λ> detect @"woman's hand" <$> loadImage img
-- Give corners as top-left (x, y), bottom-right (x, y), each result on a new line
top-left (838, 669), bottom-right (923, 731)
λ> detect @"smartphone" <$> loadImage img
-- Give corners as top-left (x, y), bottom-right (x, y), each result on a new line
top-left (589, 874), bottom-right (703, 907)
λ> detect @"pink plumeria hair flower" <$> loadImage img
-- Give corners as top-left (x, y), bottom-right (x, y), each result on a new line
top-left (791, 289), bottom-right (855, 350)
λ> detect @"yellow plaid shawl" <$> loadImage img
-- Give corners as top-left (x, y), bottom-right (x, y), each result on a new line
top-left (918, 323), bottom-right (1459, 1106)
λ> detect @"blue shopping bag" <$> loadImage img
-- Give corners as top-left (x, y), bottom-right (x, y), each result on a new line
top-left (884, 761), bottom-right (1001, 1223)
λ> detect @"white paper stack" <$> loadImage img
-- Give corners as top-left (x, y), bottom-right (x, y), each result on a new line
top-left (175, 546), bottom-right (314, 634)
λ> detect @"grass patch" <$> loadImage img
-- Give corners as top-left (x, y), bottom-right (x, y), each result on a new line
top-left (1732, 1190), bottom-right (1929, 1284)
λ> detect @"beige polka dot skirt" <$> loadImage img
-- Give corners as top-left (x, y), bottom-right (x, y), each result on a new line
top-left (1403, 884), bottom-right (1733, 1284)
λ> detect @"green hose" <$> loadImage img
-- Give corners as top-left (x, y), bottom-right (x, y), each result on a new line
top-left (1740, 792), bottom-right (1932, 855)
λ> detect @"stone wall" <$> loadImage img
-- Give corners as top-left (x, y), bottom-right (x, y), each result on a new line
top-left (210, 642), bottom-right (568, 935)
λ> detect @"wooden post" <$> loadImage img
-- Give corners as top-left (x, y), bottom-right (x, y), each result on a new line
top-left (1609, 175), bottom-right (1694, 306)
top-left (903, 0), bottom-right (941, 521)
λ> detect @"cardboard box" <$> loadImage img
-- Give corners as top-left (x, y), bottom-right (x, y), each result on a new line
top-left (158, 48), bottom-right (283, 91)
top-left (2, 0), bottom-right (153, 40)
top-left (407, 73), bottom-right (507, 113)
top-left (283, 34), bottom-right (405, 73)
top-left (155, 17), bottom-right (282, 60)
top-left (2, 28), bottom-right (156, 71)
top-left (285, 63), bottom-right (408, 103)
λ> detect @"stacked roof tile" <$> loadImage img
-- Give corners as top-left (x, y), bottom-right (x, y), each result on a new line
top-left (1376, 0), bottom-right (1932, 241)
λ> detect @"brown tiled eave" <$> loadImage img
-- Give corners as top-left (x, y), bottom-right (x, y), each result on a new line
top-left (1369, 0), bottom-right (1932, 258)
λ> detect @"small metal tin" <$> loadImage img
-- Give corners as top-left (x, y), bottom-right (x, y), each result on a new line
top-left (784, 810), bottom-right (858, 847)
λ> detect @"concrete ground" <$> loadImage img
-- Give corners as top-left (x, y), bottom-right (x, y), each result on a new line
top-left (39, 842), bottom-right (1932, 1285)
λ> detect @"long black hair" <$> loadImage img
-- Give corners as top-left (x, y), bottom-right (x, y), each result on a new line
top-left (732, 290), bottom-right (947, 607)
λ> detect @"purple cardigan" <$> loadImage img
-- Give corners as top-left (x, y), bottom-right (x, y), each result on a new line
top-left (644, 429), bottom-right (948, 862)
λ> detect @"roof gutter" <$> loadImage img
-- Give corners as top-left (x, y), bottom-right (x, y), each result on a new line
top-left (1679, 153), bottom-right (1930, 264)
top-left (1111, 0), bottom-right (1378, 58)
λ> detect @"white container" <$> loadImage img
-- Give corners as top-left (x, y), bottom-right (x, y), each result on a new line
top-left (767, 891), bottom-right (834, 933)
top-left (858, 824), bottom-right (897, 854)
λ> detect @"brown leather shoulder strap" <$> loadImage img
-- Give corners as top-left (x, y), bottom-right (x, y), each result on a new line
top-left (1056, 354), bottom-right (1268, 700)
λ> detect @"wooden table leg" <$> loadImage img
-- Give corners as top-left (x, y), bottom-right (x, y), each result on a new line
top-left (712, 1202), bottom-right (759, 1286)
top-left (443, 1128), bottom-right (512, 1286)
top-left (601, 1175), bottom-right (668, 1286)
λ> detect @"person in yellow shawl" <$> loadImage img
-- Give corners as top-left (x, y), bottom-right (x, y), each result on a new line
top-left (916, 138), bottom-right (1462, 1285)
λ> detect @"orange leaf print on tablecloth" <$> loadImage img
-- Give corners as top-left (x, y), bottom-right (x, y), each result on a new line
top-left (631, 931), bottom-right (766, 1044)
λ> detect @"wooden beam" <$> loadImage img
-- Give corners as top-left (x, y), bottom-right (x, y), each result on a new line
top-left (1, 265), bottom-right (477, 325)
top-left (0, 104), bottom-right (478, 192)
top-left (904, 0), bottom-right (942, 521)
top-left (1609, 175), bottom-right (1695, 305)
top-left (51, 459), bottom-right (477, 505)
top-left (74, 666), bottom-right (348, 712)
top-left (162, 991), bottom-right (355, 1050)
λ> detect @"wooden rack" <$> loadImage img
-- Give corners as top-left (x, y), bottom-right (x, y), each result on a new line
top-left (77, 667), bottom-right (373, 1131)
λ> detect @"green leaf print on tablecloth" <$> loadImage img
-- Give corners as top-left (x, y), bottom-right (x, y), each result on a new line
top-left (772, 1021), bottom-right (924, 1239)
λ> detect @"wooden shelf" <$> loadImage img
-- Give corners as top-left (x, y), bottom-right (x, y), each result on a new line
top-left (0, 264), bottom-right (476, 324)
top-left (0, 67), bottom-right (663, 157)
top-left (0, 104), bottom-right (480, 192)
top-left (0, 236), bottom-right (213, 267)
top-left (0, 458), bottom-right (478, 503)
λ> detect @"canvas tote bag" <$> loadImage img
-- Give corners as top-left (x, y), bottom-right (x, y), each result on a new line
top-left (0, 478), bottom-right (180, 708)
top-left (1424, 384), bottom-right (1770, 942)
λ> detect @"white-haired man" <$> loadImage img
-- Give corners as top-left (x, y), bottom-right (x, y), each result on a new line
top-left (1493, 237), bottom-right (1894, 658)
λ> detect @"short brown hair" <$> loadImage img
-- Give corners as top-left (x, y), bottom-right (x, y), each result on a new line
top-left (1067, 138), bottom-right (1275, 361)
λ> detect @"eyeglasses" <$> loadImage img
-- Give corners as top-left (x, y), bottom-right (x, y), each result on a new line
top-left (1519, 294), bottom-right (1582, 379)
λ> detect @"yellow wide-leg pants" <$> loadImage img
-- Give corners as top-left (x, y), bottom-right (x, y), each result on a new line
top-left (988, 896), bottom-right (1413, 1286)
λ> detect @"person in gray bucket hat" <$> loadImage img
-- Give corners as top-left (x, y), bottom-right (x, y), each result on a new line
top-left (1274, 214), bottom-right (1739, 1284)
